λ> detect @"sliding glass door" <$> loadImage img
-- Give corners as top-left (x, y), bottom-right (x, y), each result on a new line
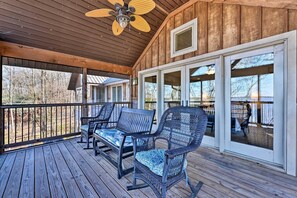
top-left (185, 60), bottom-right (218, 146)
top-left (161, 68), bottom-right (185, 113)
top-left (224, 45), bottom-right (284, 165)
top-left (143, 73), bottom-right (159, 124)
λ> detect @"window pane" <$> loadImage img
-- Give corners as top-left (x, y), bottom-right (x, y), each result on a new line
top-left (175, 27), bottom-right (192, 51)
top-left (144, 76), bottom-right (157, 122)
top-left (189, 64), bottom-right (215, 137)
top-left (117, 86), bottom-right (122, 102)
top-left (230, 52), bottom-right (274, 150)
top-left (112, 87), bottom-right (117, 102)
top-left (164, 71), bottom-right (181, 110)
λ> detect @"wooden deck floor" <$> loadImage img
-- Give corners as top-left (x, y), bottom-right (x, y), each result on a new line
top-left (0, 138), bottom-right (297, 198)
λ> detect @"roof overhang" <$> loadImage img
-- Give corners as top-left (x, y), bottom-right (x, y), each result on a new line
top-left (0, 41), bottom-right (132, 76)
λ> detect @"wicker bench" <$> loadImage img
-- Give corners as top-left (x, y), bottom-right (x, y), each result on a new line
top-left (92, 108), bottom-right (155, 179)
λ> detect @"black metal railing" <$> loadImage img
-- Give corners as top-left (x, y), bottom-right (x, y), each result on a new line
top-left (0, 102), bottom-right (130, 150)
top-left (145, 100), bottom-right (274, 126)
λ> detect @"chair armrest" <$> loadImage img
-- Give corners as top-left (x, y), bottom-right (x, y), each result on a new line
top-left (81, 116), bottom-right (97, 120)
top-left (165, 145), bottom-right (197, 159)
top-left (121, 130), bottom-right (152, 137)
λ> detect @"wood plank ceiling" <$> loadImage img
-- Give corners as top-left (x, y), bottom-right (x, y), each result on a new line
top-left (0, 0), bottom-right (189, 67)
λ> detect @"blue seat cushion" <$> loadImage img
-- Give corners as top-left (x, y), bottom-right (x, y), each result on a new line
top-left (135, 149), bottom-right (187, 176)
top-left (94, 129), bottom-right (133, 147)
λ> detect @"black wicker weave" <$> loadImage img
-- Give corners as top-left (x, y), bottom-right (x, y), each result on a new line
top-left (78, 102), bottom-right (115, 149)
top-left (93, 108), bottom-right (155, 179)
top-left (127, 106), bottom-right (208, 198)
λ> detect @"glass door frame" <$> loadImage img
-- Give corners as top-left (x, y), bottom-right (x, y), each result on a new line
top-left (224, 45), bottom-right (284, 165)
top-left (160, 67), bottom-right (186, 114)
top-left (139, 71), bottom-right (160, 122)
top-left (185, 59), bottom-right (221, 147)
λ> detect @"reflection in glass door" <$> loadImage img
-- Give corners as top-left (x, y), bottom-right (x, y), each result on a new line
top-left (188, 63), bottom-right (216, 138)
top-left (144, 75), bottom-right (158, 123)
top-left (225, 45), bottom-right (284, 165)
top-left (162, 69), bottom-right (183, 111)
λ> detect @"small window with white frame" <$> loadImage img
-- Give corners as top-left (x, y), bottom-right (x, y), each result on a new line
top-left (171, 18), bottom-right (197, 58)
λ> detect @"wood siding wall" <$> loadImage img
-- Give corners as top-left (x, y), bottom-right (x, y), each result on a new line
top-left (131, 2), bottom-right (297, 99)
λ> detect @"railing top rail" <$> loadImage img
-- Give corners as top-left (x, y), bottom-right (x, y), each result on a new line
top-left (0, 102), bottom-right (131, 109)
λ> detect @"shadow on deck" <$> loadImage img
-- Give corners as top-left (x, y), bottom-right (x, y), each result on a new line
top-left (0, 137), bottom-right (296, 198)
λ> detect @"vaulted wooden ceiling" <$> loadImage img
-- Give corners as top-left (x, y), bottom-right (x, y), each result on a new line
top-left (0, 0), bottom-right (189, 67)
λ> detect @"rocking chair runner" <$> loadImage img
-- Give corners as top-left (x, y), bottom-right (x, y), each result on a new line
top-left (78, 102), bottom-right (115, 149)
top-left (127, 106), bottom-right (208, 198)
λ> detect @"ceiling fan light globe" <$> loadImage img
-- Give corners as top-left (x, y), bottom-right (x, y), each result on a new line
top-left (117, 15), bottom-right (129, 29)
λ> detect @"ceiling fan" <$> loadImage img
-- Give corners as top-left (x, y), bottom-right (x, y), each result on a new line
top-left (85, 0), bottom-right (156, 36)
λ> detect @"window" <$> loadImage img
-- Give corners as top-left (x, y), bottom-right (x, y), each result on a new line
top-left (92, 86), bottom-right (105, 102)
top-left (171, 18), bottom-right (197, 58)
top-left (112, 86), bottom-right (123, 102)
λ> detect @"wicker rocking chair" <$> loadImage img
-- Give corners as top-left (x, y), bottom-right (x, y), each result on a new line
top-left (78, 102), bottom-right (115, 149)
top-left (127, 106), bottom-right (208, 198)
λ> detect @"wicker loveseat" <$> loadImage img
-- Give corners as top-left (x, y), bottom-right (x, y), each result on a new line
top-left (92, 107), bottom-right (155, 179)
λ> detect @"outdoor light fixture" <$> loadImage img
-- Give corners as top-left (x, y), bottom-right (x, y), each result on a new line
top-left (116, 15), bottom-right (130, 29)
top-left (85, 0), bottom-right (155, 36)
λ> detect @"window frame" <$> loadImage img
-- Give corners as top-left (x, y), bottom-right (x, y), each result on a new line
top-left (170, 18), bottom-right (198, 58)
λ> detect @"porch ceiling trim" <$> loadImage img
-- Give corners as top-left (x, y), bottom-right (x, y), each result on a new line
top-left (0, 41), bottom-right (132, 76)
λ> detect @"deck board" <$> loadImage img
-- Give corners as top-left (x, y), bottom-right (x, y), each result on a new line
top-left (50, 144), bottom-right (83, 198)
top-left (0, 137), bottom-right (296, 198)
top-left (34, 147), bottom-right (51, 198)
top-left (19, 149), bottom-right (35, 198)
top-left (3, 150), bottom-right (25, 197)
top-left (0, 153), bottom-right (16, 196)
top-left (43, 145), bottom-right (67, 197)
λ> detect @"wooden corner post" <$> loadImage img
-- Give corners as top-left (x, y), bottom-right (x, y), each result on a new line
top-left (0, 56), bottom-right (4, 154)
top-left (82, 68), bottom-right (88, 117)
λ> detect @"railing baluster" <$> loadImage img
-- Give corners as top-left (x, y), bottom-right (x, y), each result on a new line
top-left (70, 106), bottom-right (73, 133)
top-left (56, 106), bottom-right (58, 137)
top-left (40, 106), bottom-right (42, 139)
top-left (21, 108), bottom-right (23, 143)
top-left (34, 107), bottom-right (36, 140)
top-left (45, 107), bottom-right (48, 139)
top-left (60, 106), bottom-right (62, 135)
top-left (51, 106), bottom-right (53, 138)
top-left (7, 109), bottom-right (10, 145)
top-left (14, 108), bottom-right (17, 144)
top-left (65, 106), bottom-right (67, 134)
top-left (28, 108), bottom-right (30, 141)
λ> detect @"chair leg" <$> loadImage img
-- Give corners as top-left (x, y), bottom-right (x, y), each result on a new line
top-left (188, 179), bottom-right (203, 198)
top-left (161, 184), bottom-right (167, 198)
top-left (77, 133), bottom-right (85, 143)
top-left (83, 134), bottom-right (93, 150)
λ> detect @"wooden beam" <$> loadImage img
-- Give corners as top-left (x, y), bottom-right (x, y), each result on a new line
top-left (198, 0), bottom-right (297, 10)
top-left (156, 4), bottom-right (169, 15)
top-left (0, 41), bottom-right (132, 76)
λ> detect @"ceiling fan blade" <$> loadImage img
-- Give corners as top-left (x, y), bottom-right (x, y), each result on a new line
top-left (85, 8), bottom-right (114, 17)
top-left (130, 15), bottom-right (151, 32)
top-left (129, 0), bottom-right (156, 15)
top-left (112, 20), bottom-right (124, 36)
top-left (108, 0), bottom-right (124, 6)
